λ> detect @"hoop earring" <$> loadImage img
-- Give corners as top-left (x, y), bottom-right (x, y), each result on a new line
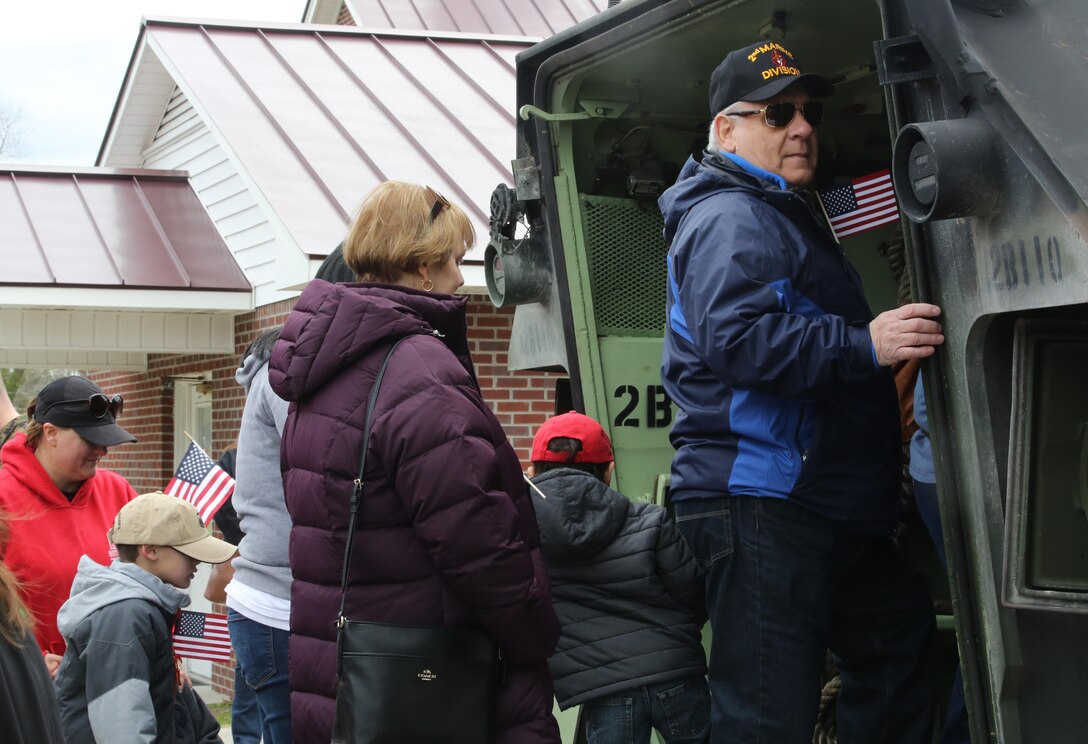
top-left (421, 278), bottom-right (433, 292)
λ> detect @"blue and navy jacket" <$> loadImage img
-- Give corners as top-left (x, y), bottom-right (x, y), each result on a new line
top-left (660, 152), bottom-right (901, 536)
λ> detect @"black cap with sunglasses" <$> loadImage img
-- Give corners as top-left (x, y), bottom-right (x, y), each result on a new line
top-left (709, 41), bottom-right (832, 117)
top-left (30, 376), bottom-right (136, 447)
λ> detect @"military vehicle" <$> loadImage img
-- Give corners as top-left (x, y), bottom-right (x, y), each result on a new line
top-left (486, 0), bottom-right (1088, 741)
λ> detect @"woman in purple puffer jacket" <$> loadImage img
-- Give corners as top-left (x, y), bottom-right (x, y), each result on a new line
top-left (268, 181), bottom-right (561, 744)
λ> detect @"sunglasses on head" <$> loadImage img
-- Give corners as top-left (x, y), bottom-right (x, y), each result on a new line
top-left (726, 100), bottom-right (824, 129)
top-left (35, 393), bottom-right (125, 421)
top-left (425, 187), bottom-right (451, 223)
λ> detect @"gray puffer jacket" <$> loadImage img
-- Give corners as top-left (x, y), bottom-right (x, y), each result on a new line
top-left (54, 557), bottom-right (222, 744)
top-left (530, 468), bottom-right (707, 708)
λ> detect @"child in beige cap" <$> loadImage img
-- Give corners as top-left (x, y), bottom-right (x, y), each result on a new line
top-left (54, 492), bottom-right (235, 744)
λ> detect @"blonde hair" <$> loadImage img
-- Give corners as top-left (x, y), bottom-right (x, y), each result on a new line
top-left (342, 181), bottom-right (475, 283)
top-left (0, 515), bottom-right (32, 644)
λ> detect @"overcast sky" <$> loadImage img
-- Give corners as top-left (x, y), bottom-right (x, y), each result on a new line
top-left (0, 0), bottom-right (305, 166)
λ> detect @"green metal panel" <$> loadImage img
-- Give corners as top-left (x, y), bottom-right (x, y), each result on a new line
top-left (580, 195), bottom-right (668, 338)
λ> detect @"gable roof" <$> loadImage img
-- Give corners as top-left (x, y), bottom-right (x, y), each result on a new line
top-left (100, 19), bottom-right (535, 299)
top-left (0, 165), bottom-right (248, 294)
top-left (0, 166), bottom-right (246, 369)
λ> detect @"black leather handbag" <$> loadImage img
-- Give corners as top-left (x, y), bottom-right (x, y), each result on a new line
top-left (331, 337), bottom-right (503, 744)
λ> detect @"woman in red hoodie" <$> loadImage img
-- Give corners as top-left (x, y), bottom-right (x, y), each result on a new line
top-left (0, 376), bottom-right (137, 674)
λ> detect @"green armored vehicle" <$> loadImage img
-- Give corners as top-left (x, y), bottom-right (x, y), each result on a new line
top-left (486, 0), bottom-right (1088, 741)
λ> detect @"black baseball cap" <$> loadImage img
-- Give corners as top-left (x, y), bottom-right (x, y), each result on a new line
top-left (709, 41), bottom-right (833, 115)
top-left (31, 376), bottom-right (137, 448)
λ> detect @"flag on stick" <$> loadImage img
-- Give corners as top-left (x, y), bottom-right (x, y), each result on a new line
top-left (164, 441), bottom-right (235, 524)
top-left (173, 610), bottom-right (232, 663)
top-left (818, 169), bottom-right (900, 239)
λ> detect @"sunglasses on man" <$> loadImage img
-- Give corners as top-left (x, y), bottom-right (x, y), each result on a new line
top-left (726, 100), bottom-right (824, 129)
top-left (33, 393), bottom-right (125, 421)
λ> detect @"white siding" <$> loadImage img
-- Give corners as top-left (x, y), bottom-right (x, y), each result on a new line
top-left (142, 87), bottom-right (283, 307)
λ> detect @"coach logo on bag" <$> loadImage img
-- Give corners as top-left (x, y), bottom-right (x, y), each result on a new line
top-left (417, 668), bottom-right (437, 682)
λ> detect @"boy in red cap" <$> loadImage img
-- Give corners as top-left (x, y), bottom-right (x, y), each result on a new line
top-left (528, 411), bottom-right (709, 744)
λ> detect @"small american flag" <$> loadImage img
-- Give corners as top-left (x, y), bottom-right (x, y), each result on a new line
top-left (165, 442), bottom-right (235, 524)
top-left (819, 169), bottom-right (900, 239)
top-left (173, 610), bottom-right (232, 663)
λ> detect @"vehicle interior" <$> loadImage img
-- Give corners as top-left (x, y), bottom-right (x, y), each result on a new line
top-left (505, 2), bottom-right (1088, 742)
top-left (516, 1), bottom-right (971, 740)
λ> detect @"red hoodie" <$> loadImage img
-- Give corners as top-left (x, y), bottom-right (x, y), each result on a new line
top-left (0, 432), bottom-right (136, 654)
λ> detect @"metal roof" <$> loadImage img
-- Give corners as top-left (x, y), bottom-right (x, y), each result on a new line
top-left (0, 166), bottom-right (250, 292)
top-left (341, 0), bottom-right (609, 36)
top-left (100, 20), bottom-right (541, 265)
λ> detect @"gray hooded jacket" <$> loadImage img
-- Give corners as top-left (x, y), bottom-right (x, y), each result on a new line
top-left (530, 468), bottom-right (708, 708)
top-left (232, 352), bottom-right (291, 601)
top-left (54, 556), bottom-right (221, 744)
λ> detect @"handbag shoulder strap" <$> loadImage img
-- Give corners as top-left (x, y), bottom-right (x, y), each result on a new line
top-left (337, 335), bottom-right (413, 619)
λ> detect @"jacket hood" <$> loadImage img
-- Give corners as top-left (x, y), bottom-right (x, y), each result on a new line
top-left (57, 556), bottom-right (190, 635)
top-left (236, 352), bottom-right (266, 392)
top-left (0, 431), bottom-right (92, 507)
top-left (269, 280), bottom-right (472, 402)
top-left (659, 151), bottom-right (795, 244)
top-left (530, 468), bottom-right (630, 562)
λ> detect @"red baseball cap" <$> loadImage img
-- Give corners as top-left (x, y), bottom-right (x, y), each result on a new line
top-left (531, 412), bottom-right (614, 464)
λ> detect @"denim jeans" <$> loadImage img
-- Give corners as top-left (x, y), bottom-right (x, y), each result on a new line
top-left (583, 676), bottom-right (711, 744)
top-left (914, 479), bottom-right (972, 744)
top-left (230, 662), bottom-right (266, 744)
top-left (228, 608), bottom-right (293, 744)
top-left (673, 496), bottom-right (936, 744)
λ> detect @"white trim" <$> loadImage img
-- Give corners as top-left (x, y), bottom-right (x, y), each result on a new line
top-left (0, 309), bottom-right (236, 355)
top-left (0, 350), bottom-right (149, 371)
top-left (0, 287), bottom-right (253, 312)
top-left (461, 264), bottom-right (487, 295)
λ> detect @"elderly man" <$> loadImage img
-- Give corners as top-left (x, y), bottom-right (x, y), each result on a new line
top-left (660, 41), bottom-right (943, 743)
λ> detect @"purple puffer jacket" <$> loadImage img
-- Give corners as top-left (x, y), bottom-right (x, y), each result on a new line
top-left (268, 280), bottom-right (561, 744)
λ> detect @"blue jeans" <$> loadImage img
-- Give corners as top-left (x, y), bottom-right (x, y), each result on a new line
top-left (228, 608), bottom-right (293, 744)
top-left (583, 676), bottom-right (710, 744)
top-left (230, 662), bottom-right (265, 744)
top-left (674, 496), bottom-right (936, 744)
top-left (914, 480), bottom-right (972, 744)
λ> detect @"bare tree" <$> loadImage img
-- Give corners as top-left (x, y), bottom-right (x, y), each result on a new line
top-left (0, 101), bottom-right (24, 157)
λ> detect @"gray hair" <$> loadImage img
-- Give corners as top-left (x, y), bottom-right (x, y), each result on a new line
top-left (707, 102), bottom-right (749, 152)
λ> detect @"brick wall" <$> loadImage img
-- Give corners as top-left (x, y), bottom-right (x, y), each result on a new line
top-left (467, 297), bottom-right (562, 460)
top-left (91, 300), bottom-right (295, 493)
top-left (91, 293), bottom-right (562, 697)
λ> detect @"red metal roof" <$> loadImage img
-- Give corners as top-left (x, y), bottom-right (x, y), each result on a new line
top-left (105, 20), bottom-right (543, 261)
top-left (0, 167), bottom-right (250, 291)
top-left (343, 0), bottom-right (609, 36)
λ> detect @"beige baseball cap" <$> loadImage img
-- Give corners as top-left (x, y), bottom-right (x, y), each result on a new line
top-left (108, 492), bottom-right (236, 564)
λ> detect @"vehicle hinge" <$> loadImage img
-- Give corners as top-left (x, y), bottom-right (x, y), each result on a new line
top-left (873, 35), bottom-right (937, 86)
top-left (512, 157), bottom-right (541, 201)
top-left (519, 99), bottom-right (631, 122)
